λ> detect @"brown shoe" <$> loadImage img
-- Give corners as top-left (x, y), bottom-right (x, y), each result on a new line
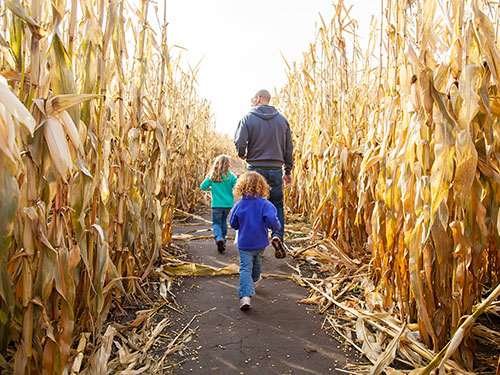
top-left (217, 240), bottom-right (225, 253)
top-left (271, 237), bottom-right (286, 259)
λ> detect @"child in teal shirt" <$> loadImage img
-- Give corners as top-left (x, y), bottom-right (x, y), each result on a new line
top-left (200, 155), bottom-right (237, 252)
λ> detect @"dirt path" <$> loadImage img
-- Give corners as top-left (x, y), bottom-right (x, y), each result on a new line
top-left (168, 206), bottom-right (361, 374)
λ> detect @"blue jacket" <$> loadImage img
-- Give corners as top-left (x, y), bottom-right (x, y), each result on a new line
top-left (229, 195), bottom-right (281, 250)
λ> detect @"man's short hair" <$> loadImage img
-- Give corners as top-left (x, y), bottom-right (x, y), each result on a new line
top-left (255, 89), bottom-right (271, 103)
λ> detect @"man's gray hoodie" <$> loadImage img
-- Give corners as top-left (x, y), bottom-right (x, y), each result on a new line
top-left (234, 105), bottom-right (293, 175)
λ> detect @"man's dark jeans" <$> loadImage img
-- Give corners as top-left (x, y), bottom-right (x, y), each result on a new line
top-left (247, 167), bottom-right (284, 240)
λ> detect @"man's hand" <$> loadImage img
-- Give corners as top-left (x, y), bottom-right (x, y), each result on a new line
top-left (283, 174), bottom-right (292, 189)
top-left (237, 147), bottom-right (246, 160)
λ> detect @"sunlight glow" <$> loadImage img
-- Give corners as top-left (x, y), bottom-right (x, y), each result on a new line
top-left (160, 1), bottom-right (380, 136)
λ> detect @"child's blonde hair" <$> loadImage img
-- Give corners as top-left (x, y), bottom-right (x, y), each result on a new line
top-left (208, 155), bottom-right (231, 182)
top-left (234, 171), bottom-right (269, 199)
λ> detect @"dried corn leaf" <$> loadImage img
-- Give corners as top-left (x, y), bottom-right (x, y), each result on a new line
top-left (369, 322), bottom-right (406, 375)
top-left (161, 262), bottom-right (239, 276)
top-left (4, 0), bottom-right (41, 30)
top-left (44, 117), bottom-right (73, 181)
top-left (0, 75), bottom-right (35, 134)
top-left (171, 233), bottom-right (193, 241)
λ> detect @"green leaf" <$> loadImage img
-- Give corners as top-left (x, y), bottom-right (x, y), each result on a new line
top-left (0, 163), bottom-right (19, 259)
top-left (8, 13), bottom-right (23, 71)
top-left (49, 33), bottom-right (78, 123)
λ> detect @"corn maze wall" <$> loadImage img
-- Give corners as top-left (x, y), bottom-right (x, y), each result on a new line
top-left (3, 0), bottom-right (500, 373)
top-left (0, 0), bottom-right (232, 373)
top-left (276, 0), bottom-right (500, 369)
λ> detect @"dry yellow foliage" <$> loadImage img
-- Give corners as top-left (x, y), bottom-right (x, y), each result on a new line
top-left (0, 0), bottom-right (234, 373)
top-left (276, 0), bottom-right (500, 370)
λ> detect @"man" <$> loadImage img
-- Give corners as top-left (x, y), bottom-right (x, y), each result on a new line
top-left (234, 89), bottom-right (293, 259)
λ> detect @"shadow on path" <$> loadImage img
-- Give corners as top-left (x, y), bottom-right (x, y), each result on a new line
top-left (169, 206), bottom-right (361, 375)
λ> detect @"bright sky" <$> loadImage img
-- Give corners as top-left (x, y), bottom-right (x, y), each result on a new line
top-left (161, 1), bottom-right (380, 136)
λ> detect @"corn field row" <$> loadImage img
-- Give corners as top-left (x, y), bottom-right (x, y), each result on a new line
top-left (0, 0), bottom-right (232, 373)
top-left (276, 0), bottom-right (500, 369)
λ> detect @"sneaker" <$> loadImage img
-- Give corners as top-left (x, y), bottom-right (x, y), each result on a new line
top-left (271, 237), bottom-right (286, 259)
top-left (217, 240), bottom-right (225, 253)
top-left (239, 296), bottom-right (251, 310)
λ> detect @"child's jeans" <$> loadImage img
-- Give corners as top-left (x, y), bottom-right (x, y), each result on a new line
top-left (212, 207), bottom-right (231, 244)
top-left (238, 248), bottom-right (265, 298)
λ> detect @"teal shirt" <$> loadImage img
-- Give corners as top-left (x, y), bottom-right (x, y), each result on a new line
top-left (200, 172), bottom-right (237, 208)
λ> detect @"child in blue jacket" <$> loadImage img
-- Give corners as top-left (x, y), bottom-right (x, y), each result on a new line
top-left (229, 171), bottom-right (281, 310)
top-left (201, 155), bottom-right (238, 252)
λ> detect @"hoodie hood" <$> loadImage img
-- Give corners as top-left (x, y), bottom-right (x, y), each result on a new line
top-left (250, 104), bottom-right (279, 120)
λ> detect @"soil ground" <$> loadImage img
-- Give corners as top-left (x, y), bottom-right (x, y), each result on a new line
top-left (166, 206), bottom-right (364, 375)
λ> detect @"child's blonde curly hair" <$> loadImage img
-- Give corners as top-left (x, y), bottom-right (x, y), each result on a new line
top-left (208, 155), bottom-right (231, 182)
top-left (234, 171), bottom-right (270, 199)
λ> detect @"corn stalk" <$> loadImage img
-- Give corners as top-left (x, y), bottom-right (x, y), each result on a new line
top-left (0, 0), bottom-right (231, 373)
top-left (276, 0), bottom-right (500, 370)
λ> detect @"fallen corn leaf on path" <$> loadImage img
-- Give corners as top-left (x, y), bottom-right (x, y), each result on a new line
top-left (168, 206), bottom-right (363, 374)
